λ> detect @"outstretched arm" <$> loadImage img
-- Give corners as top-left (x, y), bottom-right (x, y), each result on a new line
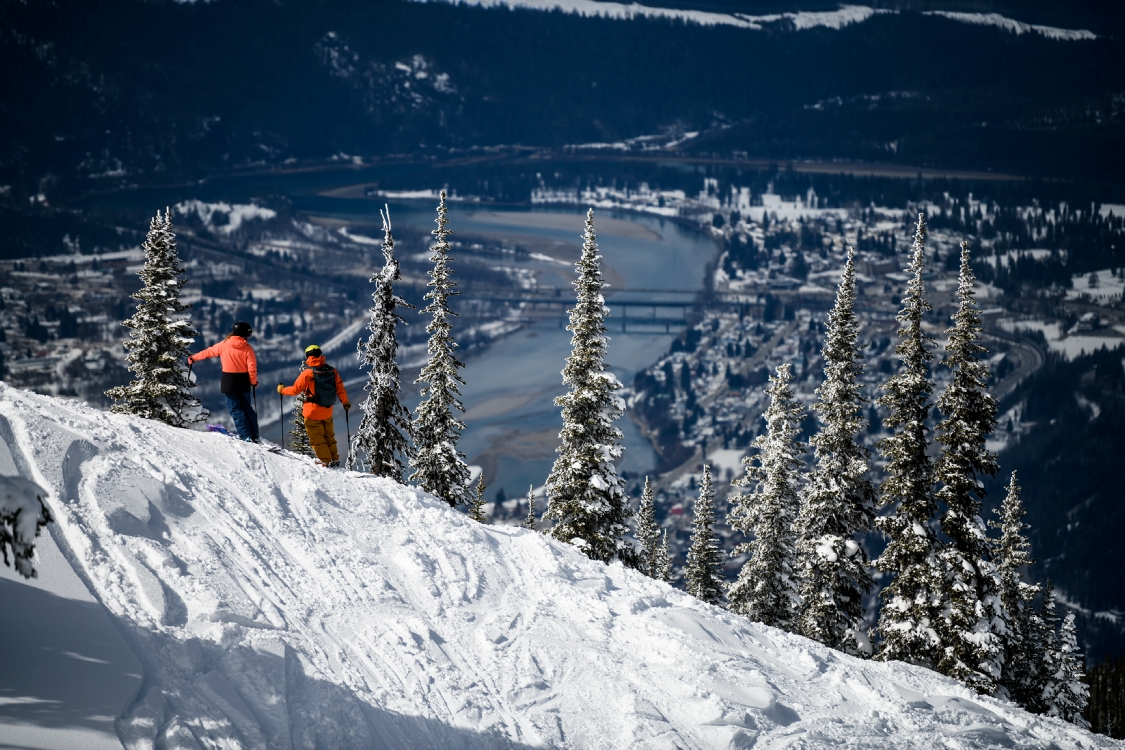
top-left (279, 369), bottom-right (312, 397)
top-left (188, 341), bottom-right (222, 364)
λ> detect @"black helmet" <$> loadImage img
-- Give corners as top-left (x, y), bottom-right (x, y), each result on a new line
top-left (232, 321), bottom-right (253, 338)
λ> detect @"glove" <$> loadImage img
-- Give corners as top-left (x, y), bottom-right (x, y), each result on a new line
top-left (251, 381), bottom-right (258, 388)
top-left (277, 384), bottom-right (284, 394)
top-left (344, 402), bottom-right (351, 411)
top-left (187, 357), bottom-right (194, 365)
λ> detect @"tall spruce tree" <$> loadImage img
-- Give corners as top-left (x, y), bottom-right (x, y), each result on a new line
top-left (1031, 578), bottom-right (1062, 715)
top-left (795, 247), bottom-right (876, 655)
top-left (524, 486), bottom-right (537, 531)
top-left (657, 530), bottom-right (670, 584)
top-left (874, 213), bottom-right (944, 668)
top-left (657, 530), bottom-right (673, 584)
top-left (991, 471), bottom-right (1041, 705)
top-left (287, 364), bottom-right (315, 458)
top-left (934, 240), bottom-right (1004, 693)
top-left (635, 477), bottom-right (662, 579)
top-left (544, 209), bottom-right (632, 564)
top-left (685, 466), bottom-right (725, 606)
top-left (348, 208), bottom-right (414, 478)
top-left (106, 208), bottom-right (203, 427)
top-left (411, 192), bottom-right (472, 506)
top-left (1035, 579), bottom-right (1090, 726)
top-left (728, 364), bottom-right (803, 628)
top-left (1049, 613), bottom-right (1091, 728)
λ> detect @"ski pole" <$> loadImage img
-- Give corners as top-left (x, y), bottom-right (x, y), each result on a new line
top-left (252, 385), bottom-right (257, 412)
top-left (279, 385), bottom-right (285, 450)
top-left (344, 406), bottom-right (351, 464)
top-left (187, 360), bottom-right (194, 383)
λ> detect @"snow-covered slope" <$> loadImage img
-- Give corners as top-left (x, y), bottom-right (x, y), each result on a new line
top-left (1, 384), bottom-right (1118, 749)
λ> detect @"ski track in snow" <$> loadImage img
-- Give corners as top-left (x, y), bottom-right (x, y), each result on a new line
top-left (1, 384), bottom-right (1118, 749)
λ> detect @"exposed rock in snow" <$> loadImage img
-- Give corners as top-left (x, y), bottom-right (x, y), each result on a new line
top-left (0, 384), bottom-right (1116, 748)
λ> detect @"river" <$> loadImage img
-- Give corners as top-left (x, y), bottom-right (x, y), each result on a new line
top-left (329, 201), bottom-right (719, 503)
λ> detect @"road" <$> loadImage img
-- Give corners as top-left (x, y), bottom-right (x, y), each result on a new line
top-left (984, 324), bottom-right (1048, 402)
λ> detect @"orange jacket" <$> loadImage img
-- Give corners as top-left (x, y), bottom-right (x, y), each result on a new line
top-left (190, 336), bottom-right (258, 393)
top-left (281, 355), bottom-right (349, 420)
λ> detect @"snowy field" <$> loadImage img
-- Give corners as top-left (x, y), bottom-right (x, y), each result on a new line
top-left (999, 320), bottom-right (1125, 359)
top-left (1066, 269), bottom-right (1125, 303)
top-left (0, 385), bottom-right (1118, 749)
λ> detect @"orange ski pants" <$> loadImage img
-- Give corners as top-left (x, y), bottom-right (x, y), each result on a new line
top-left (304, 416), bottom-right (338, 465)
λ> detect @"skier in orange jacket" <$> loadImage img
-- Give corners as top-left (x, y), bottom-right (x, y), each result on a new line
top-left (190, 321), bottom-right (260, 442)
top-left (279, 345), bottom-right (350, 466)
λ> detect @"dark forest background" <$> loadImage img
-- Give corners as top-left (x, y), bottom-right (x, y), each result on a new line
top-left (2, 0), bottom-right (1124, 205)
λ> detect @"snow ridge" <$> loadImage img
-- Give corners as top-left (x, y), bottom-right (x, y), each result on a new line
top-left (412, 0), bottom-right (1096, 39)
top-left (1, 384), bottom-right (1117, 748)
top-left (923, 11), bottom-right (1097, 41)
top-left (418, 0), bottom-right (880, 30)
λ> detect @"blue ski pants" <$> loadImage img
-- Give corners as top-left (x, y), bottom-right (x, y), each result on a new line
top-left (225, 392), bottom-right (259, 441)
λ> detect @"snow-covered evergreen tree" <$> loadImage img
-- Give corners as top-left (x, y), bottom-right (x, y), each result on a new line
top-left (934, 240), bottom-right (1004, 693)
top-left (348, 208), bottom-right (414, 479)
top-left (635, 476), bottom-right (662, 579)
top-left (411, 192), bottom-right (472, 507)
top-left (795, 247), bottom-right (876, 655)
top-left (287, 394), bottom-right (314, 457)
top-left (287, 360), bottom-right (315, 458)
top-left (1034, 580), bottom-right (1090, 725)
top-left (1047, 613), bottom-right (1091, 728)
top-left (874, 213), bottom-right (944, 668)
top-left (1031, 578), bottom-right (1062, 715)
top-left (657, 530), bottom-right (673, 584)
top-left (991, 471), bottom-right (1041, 706)
top-left (524, 486), bottom-right (537, 531)
top-left (544, 209), bottom-right (632, 565)
top-left (728, 364), bottom-right (803, 628)
top-left (685, 465), bottom-right (725, 606)
top-left (469, 475), bottom-right (487, 523)
top-left (106, 208), bottom-right (203, 427)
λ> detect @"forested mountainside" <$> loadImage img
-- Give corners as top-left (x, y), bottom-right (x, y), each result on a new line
top-left (3, 0), bottom-right (1124, 206)
top-left (622, 0), bottom-right (1125, 33)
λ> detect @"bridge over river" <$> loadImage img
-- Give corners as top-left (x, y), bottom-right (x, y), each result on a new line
top-left (460, 285), bottom-right (842, 332)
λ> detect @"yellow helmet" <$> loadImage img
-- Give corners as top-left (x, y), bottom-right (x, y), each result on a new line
top-left (304, 344), bottom-right (322, 356)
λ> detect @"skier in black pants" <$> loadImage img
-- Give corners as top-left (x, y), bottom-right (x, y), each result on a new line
top-left (189, 321), bottom-right (260, 442)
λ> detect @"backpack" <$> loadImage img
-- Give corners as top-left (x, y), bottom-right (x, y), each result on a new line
top-left (308, 365), bottom-right (338, 408)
